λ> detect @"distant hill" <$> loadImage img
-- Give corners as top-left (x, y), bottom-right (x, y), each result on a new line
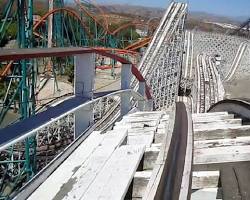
top-left (98, 4), bottom-right (165, 20)
top-left (189, 11), bottom-right (247, 25)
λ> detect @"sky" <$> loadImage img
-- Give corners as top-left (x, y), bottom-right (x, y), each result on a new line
top-left (95, 0), bottom-right (250, 17)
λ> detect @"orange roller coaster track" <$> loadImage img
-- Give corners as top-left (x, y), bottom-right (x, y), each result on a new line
top-left (33, 7), bottom-right (93, 38)
top-left (125, 37), bottom-right (151, 51)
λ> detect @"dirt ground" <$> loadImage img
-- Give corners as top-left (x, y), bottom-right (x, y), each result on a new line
top-left (224, 78), bottom-right (250, 100)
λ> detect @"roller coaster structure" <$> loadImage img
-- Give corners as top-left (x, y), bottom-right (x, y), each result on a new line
top-left (0, 0), bottom-right (153, 198)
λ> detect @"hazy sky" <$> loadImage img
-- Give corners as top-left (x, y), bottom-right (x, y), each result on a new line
top-left (95, 0), bottom-right (250, 17)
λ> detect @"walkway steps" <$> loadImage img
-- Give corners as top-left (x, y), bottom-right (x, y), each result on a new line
top-left (194, 145), bottom-right (250, 165)
top-left (193, 118), bottom-right (242, 130)
top-left (195, 136), bottom-right (250, 149)
top-left (192, 111), bottom-right (250, 199)
top-left (194, 125), bottom-right (250, 140)
top-left (193, 114), bottom-right (235, 122)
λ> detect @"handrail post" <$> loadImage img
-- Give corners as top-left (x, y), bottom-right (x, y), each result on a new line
top-left (74, 53), bottom-right (95, 138)
top-left (138, 81), bottom-right (146, 111)
top-left (121, 63), bottom-right (132, 116)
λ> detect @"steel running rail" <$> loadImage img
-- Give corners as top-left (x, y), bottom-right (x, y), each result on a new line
top-left (154, 102), bottom-right (193, 200)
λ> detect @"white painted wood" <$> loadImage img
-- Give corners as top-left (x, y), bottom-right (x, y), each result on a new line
top-left (124, 121), bottom-right (159, 128)
top-left (193, 119), bottom-right (242, 130)
top-left (192, 112), bottom-right (228, 117)
top-left (114, 126), bottom-right (156, 133)
top-left (133, 171), bottom-right (152, 198)
top-left (143, 116), bottom-right (173, 200)
top-left (154, 133), bottom-right (165, 143)
top-left (192, 114), bottom-right (234, 123)
top-left (192, 171), bottom-right (219, 189)
top-left (194, 145), bottom-right (250, 165)
top-left (194, 137), bottom-right (250, 149)
top-left (194, 125), bottom-right (250, 140)
top-left (158, 123), bottom-right (167, 129)
top-left (156, 128), bottom-right (166, 134)
top-left (128, 134), bottom-right (154, 147)
top-left (150, 143), bottom-right (162, 149)
top-left (121, 116), bottom-right (161, 120)
top-left (128, 111), bottom-right (163, 116)
top-left (128, 131), bottom-right (155, 136)
top-left (81, 145), bottom-right (145, 200)
top-left (29, 130), bottom-right (127, 200)
top-left (144, 147), bottom-right (160, 170)
top-left (28, 131), bottom-right (104, 200)
top-left (193, 118), bottom-right (239, 124)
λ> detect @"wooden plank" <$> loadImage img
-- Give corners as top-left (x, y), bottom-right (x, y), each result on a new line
top-left (128, 134), bottom-right (154, 148)
top-left (114, 126), bottom-right (156, 132)
top-left (27, 131), bottom-right (104, 200)
top-left (192, 114), bottom-right (234, 123)
top-left (142, 134), bottom-right (169, 200)
top-left (82, 145), bottom-right (145, 200)
top-left (28, 129), bottom-right (127, 200)
top-left (194, 137), bottom-right (250, 149)
top-left (194, 145), bottom-right (250, 165)
top-left (158, 123), bottom-right (168, 129)
top-left (194, 125), bottom-right (250, 140)
top-left (128, 131), bottom-right (155, 136)
top-left (192, 171), bottom-right (219, 189)
top-left (193, 119), bottom-right (242, 130)
top-left (156, 128), bottom-right (166, 134)
top-left (154, 133), bottom-right (165, 143)
top-left (128, 111), bottom-right (163, 116)
top-left (123, 117), bottom-right (162, 122)
top-left (192, 112), bottom-right (228, 117)
top-left (193, 118), bottom-right (240, 124)
top-left (144, 147), bottom-right (160, 170)
top-left (132, 171), bottom-right (152, 198)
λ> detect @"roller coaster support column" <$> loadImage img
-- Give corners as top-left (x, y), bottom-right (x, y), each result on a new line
top-left (138, 81), bottom-right (146, 110)
top-left (121, 64), bottom-right (132, 116)
top-left (74, 53), bottom-right (95, 138)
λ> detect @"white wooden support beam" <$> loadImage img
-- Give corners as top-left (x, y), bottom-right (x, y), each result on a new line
top-left (74, 53), bottom-right (95, 98)
top-left (121, 64), bottom-right (132, 116)
top-left (138, 81), bottom-right (146, 111)
top-left (74, 104), bottom-right (94, 139)
top-left (74, 53), bottom-right (95, 138)
top-left (146, 99), bottom-right (153, 111)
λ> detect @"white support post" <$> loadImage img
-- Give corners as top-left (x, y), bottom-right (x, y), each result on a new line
top-left (145, 99), bottom-right (153, 111)
top-left (121, 64), bottom-right (132, 116)
top-left (138, 81), bottom-right (146, 111)
top-left (74, 53), bottom-right (95, 138)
